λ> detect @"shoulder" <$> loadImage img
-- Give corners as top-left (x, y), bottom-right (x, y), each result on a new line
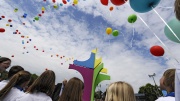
top-left (0, 80), bottom-right (8, 89)
top-left (3, 88), bottom-right (25, 101)
top-left (17, 92), bottom-right (52, 101)
top-left (156, 97), bottom-right (175, 101)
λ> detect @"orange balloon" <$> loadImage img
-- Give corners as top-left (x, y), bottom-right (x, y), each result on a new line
top-left (109, 6), bottom-right (114, 11)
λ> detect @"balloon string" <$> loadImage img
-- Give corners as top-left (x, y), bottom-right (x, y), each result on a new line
top-left (137, 15), bottom-right (179, 64)
top-left (165, 57), bottom-right (177, 68)
top-left (121, 31), bottom-right (125, 41)
top-left (152, 7), bottom-right (180, 42)
top-left (130, 24), bottom-right (135, 47)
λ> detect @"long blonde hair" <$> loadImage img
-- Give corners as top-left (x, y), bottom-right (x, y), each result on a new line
top-left (27, 70), bottom-right (55, 97)
top-left (0, 71), bottom-right (31, 99)
top-left (105, 81), bottom-right (136, 101)
top-left (175, 0), bottom-right (180, 20)
top-left (163, 69), bottom-right (175, 92)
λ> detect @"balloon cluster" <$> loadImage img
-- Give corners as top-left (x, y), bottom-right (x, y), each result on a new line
top-left (106, 27), bottom-right (119, 37)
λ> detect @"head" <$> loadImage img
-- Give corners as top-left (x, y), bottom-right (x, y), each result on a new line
top-left (175, 0), bottom-right (180, 20)
top-left (27, 70), bottom-right (55, 97)
top-left (160, 69), bottom-right (175, 93)
top-left (0, 57), bottom-right (11, 71)
top-left (8, 65), bottom-right (24, 79)
top-left (105, 81), bottom-right (136, 101)
top-left (59, 77), bottom-right (84, 101)
top-left (0, 71), bottom-right (31, 99)
top-left (62, 79), bottom-right (67, 86)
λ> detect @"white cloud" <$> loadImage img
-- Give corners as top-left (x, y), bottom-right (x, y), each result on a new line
top-left (0, 0), bottom-right (179, 94)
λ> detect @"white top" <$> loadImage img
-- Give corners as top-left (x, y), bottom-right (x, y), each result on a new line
top-left (155, 97), bottom-right (175, 101)
top-left (175, 67), bottom-right (180, 101)
top-left (0, 80), bottom-right (8, 90)
top-left (2, 87), bottom-right (25, 101)
top-left (16, 92), bottom-right (52, 101)
top-left (59, 84), bottom-right (64, 96)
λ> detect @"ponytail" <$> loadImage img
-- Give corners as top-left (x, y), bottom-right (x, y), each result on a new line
top-left (0, 71), bottom-right (31, 99)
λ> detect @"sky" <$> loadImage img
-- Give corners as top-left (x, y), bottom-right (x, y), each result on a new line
top-left (0, 0), bottom-right (179, 93)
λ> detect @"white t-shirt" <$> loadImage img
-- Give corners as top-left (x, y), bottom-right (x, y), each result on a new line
top-left (0, 80), bottom-right (8, 90)
top-left (16, 92), bottom-right (52, 101)
top-left (2, 87), bottom-right (25, 101)
top-left (175, 68), bottom-right (180, 101)
top-left (155, 97), bottom-right (175, 101)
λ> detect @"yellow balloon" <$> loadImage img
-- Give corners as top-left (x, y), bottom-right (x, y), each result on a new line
top-left (106, 27), bottom-right (112, 35)
top-left (42, 7), bottom-right (45, 11)
top-left (73, 0), bottom-right (78, 4)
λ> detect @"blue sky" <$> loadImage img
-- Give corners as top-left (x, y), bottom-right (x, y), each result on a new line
top-left (0, 0), bottom-right (179, 93)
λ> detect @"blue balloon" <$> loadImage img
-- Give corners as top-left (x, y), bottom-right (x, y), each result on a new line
top-left (60, 3), bottom-right (63, 6)
top-left (129, 0), bottom-right (160, 13)
top-left (22, 40), bottom-right (24, 44)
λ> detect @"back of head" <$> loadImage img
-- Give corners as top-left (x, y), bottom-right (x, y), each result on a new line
top-left (175, 0), bottom-right (180, 20)
top-left (0, 57), bottom-right (11, 64)
top-left (0, 71), bottom-right (31, 99)
top-left (59, 77), bottom-right (84, 101)
top-left (27, 70), bottom-right (55, 96)
top-left (105, 81), bottom-right (136, 101)
top-left (163, 69), bottom-right (175, 92)
top-left (8, 65), bottom-right (24, 79)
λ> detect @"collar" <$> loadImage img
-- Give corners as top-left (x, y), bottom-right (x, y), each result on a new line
top-left (166, 92), bottom-right (175, 97)
top-left (14, 85), bottom-right (24, 91)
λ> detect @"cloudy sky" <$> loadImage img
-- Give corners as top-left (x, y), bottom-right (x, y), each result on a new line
top-left (0, 0), bottom-right (179, 93)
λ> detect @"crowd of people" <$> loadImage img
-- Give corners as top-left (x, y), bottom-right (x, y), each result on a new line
top-left (0, 57), bottom-right (176, 101)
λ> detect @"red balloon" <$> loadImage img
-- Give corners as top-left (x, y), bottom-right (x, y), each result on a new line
top-left (1, 16), bottom-right (5, 18)
top-left (110, 0), bottom-right (127, 6)
top-left (62, 0), bottom-right (67, 4)
top-left (52, 0), bottom-right (56, 3)
top-left (8, 19), bottom-right (12, 22)
top-left (100, 0), bottom-right (108, 5)
top-left (150, 45), bottom-right (164, 56)
top-left (0, 28), bottom-right (5, 32)
top-left (38, 14), bottom-right (42, 17)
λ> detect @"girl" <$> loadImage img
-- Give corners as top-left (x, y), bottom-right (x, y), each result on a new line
top-left (59, 77), bottom-right (84, 101)
top-left (0, 57), bottom-right (11, 81)
top-left (156, 69), bottom-right (175, 101)
top-left (0, 71), bottom-right (31, 101)
top-left (16, 70), bottom-right (55, 101)
top-left (105, 81), bottom-right (136, 101)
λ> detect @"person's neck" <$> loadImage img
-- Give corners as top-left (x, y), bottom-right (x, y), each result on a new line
top-left (166, 87), bottom-right (173, 93)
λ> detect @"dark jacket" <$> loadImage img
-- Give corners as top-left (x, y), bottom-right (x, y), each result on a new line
top-left (52, 83), bottom-right (62, 101)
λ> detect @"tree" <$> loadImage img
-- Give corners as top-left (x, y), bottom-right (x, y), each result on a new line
top-left (138, 83), bottom-right (163, 101)
top-left (94, 90), bottom-right (102, 100)
top-left (28, 73), bottom-right (39, 86)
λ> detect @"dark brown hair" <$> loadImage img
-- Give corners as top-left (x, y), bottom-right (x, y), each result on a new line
top-left (0, 71), bottom-right (31, 99)
top-left (27, 70), bottom-right (55, 97)
top-left (8, 65), bottom-right (24, 79)
top-left (0, 57), bottom-right (11, 64)
top-left (59, 77), bottom-right (84, 101)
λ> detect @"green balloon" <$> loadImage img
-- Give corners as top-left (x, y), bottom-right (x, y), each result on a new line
top-left (112, 30), bottom-right (119, 37)
top-left (128, 14), bottom-right (137, 23)
top-left (34, 16), bottom-right (39, 21)
top-left (164, 18), bottom-right (180, 43)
